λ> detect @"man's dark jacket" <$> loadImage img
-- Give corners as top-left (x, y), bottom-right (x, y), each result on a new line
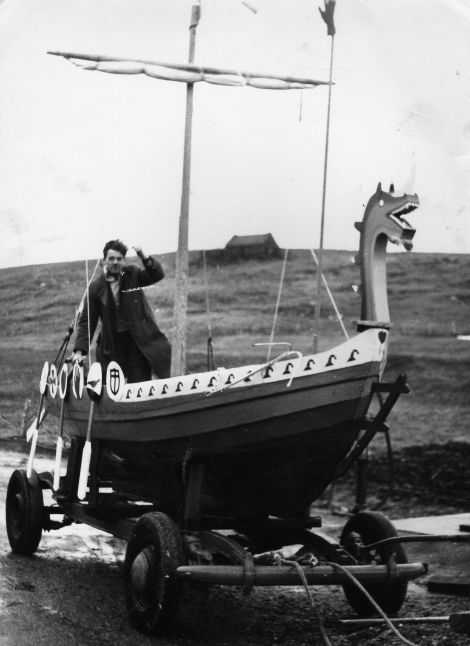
top-left (74, 257), bottom-right (171, 378)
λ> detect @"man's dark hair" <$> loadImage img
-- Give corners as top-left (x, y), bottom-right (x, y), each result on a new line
top-left (103, 239), bottom-right (128, 258)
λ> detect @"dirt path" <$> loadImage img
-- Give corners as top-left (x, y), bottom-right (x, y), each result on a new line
top-left (1, 442), bottom-right (470, 646)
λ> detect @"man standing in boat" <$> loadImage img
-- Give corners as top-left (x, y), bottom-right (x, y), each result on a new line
top-left (72, 239), bottom-right (171, 382)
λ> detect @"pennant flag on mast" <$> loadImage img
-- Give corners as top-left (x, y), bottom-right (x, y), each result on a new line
top-left (319, 0), bottom-right (336, 36)
top-left (48, 51), bottom-right (329, 91)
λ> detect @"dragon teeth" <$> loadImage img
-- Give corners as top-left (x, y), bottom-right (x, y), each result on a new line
top-left (390, 201), bottom-right (418, 216)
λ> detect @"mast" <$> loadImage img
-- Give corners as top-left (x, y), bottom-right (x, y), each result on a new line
top-left (170, 1), bottom-right (201, 377)
top-left (313, 0), bottom-right (336, 353)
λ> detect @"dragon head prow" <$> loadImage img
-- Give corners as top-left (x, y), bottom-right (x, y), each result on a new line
top-left (355, 182), bottom-right (418, 250)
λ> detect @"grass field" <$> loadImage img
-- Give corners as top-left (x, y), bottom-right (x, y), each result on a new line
top-left (1, 248), bottom-right (470, 451)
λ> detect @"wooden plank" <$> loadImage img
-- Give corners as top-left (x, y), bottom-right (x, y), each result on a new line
top-left (428, 575), bottom-right (470, 595)
top-left (450, 611), bottom-right (470, 634)
top-left (338, 617), bottom-right (448, 632)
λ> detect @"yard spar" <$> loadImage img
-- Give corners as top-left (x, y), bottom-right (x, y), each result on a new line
top-left (6, 3), bottom-right (430, 639)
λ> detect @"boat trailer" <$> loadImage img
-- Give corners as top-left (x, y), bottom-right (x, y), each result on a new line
top-left (5, 375), bottom-right (470, 638)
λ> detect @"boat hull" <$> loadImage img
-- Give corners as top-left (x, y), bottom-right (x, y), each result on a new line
top-left (47, 329), bottom-right (387, 519)
top-left (60, 362), bottom-right (379, 518)
top-left (95, 418), bottom-right (365, 518)
top-left (64, 361), bottom-right (376, 441)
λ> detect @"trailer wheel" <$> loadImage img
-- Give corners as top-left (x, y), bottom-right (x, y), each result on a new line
top-left (340, 511), bottom-right (408, 617)
top-left (124, 512), bottom-right (183, 635)
top-left (6, 469), bottom-right (44, 555)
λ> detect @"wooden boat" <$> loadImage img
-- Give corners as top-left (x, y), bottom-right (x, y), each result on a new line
top-left (44, 183), bottom-right (418, 521)
top-left (6, 7), bottom-right (430, 636)
top-left (42, 7), bottom-right (417, 522)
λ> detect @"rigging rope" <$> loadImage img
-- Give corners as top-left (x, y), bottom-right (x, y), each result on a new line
top-left (202, 249), bottom-right (215, 370)
top-left (85, 259), bottom-right (92, 367)
top-left (310, 249), bottom-right (349, 340)
top-left (73, 259), bottom-right (100, 328)
top-left (266, 248), bottom-right (289, 362)
top-left (53, 258), bottom-right (100, 369)
top-left (313, 32), bottom-right (336, 352)
top-left (53, 326), bottom-right (74, 368)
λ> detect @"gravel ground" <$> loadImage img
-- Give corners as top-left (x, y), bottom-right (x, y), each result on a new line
top-left (1, 440), bottom-right (470, 646)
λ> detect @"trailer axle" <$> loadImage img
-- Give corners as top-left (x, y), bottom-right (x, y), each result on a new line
top-left (176, 562), bottom-right (427, 586)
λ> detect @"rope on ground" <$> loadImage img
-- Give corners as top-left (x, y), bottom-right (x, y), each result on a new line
top-left (279, 556), bottom-right (334, 646)
top-left (310, 249), bottom-right (349, 340)
top-left (326, 561), bottom-right (420, 646)
top-left (277, 555), bottom-right (420, 646)
top-left (267, 248), bottom-right (289, 362)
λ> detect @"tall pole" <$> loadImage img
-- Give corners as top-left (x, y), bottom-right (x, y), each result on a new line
top-left (171, 1), bottom-right (201, 376)
top-left (313, 0), bottom-right (336, 353)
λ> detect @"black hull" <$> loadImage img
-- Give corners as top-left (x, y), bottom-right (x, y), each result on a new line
top-left (61, 369), bottom-right (377, 518)
top-left (49, 329), bottom-right (388, 519)
top-left (96, 417), bottom-right (363, 519)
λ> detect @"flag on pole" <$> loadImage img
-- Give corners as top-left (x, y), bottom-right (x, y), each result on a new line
top-left (48, 51), bottom-right (329, 91)
top-left (319, 0), bottom-right (336, 37)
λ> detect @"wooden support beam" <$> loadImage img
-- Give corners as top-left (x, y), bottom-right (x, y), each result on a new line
top-left (184, 462), bottom-right (205, 525)
top-left (450, 611), bottom-right (470, 634)
top-left (428, 575), bottom-right (470, 595)
top-left (337, 616), bottom-right (449, 632)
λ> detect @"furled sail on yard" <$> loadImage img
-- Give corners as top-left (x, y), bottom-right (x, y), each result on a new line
top-left (48, 38), bottom-right (331, 376)
top-left (48, 52), bottom-right (330, 91)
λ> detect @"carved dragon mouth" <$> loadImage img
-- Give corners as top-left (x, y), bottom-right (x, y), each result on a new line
top-left (389, 201), bottom-right (419, 218)
top-left (388, 200), bottom-right (418, 231)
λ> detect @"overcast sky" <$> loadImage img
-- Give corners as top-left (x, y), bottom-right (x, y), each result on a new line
top-left (1, 0), bottom-right (470, 268)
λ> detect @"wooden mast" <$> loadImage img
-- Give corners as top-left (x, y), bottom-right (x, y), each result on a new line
top-left (313, 0), bottom-right (336, 353)
top-left (171, 1), bottom-right (201, 377)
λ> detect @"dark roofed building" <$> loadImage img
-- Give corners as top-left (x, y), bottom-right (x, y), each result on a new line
top-left (224, 233), bottom-right (282, 261)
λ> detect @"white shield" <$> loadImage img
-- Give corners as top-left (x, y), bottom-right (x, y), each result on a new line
top-left (86, 362), bottom-right (103, 400)
top-left (39, 361), bottom-right (49, 395)
top-left (72, 362), bottom-right (84, 399)
top-left (58, 363), bottom-right (69, 399)
top-left (106, 361), bottom-right (125, 402)
top-left (49, 364), bottom-right (58, 398)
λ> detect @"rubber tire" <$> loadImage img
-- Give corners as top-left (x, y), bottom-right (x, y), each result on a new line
top-left (340, 511), bottom-right (408, 617)
top-left (6, 469), bottom-right (44, 555)
top-left (124, 512), bottom-right (183, 635)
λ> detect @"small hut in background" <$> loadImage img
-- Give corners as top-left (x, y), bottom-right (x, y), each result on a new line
top-left (224, 233), bottom-right (282, 261)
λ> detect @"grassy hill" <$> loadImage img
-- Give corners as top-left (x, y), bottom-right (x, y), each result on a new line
top-left (1, 248), bottom-right (470, 450)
